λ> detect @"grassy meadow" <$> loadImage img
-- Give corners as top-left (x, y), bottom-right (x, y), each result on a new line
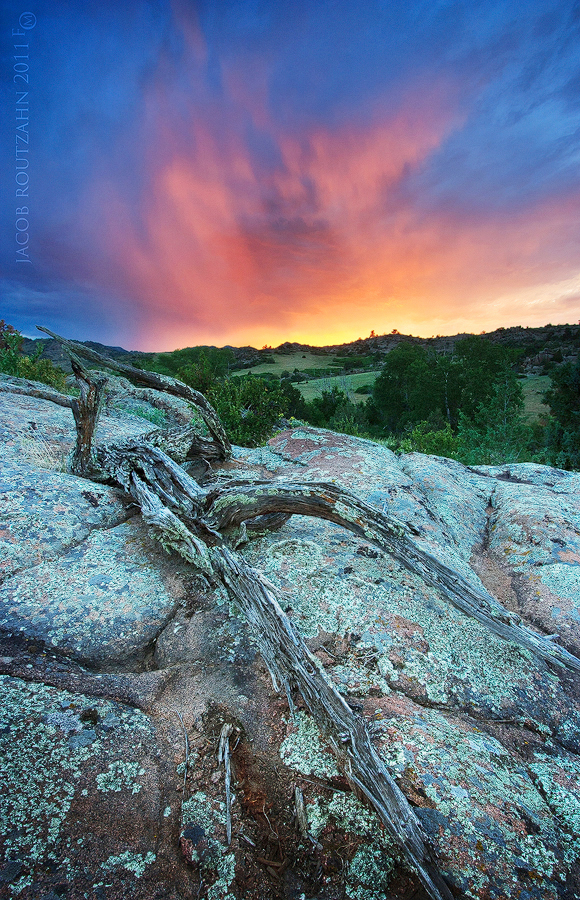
top-left (234, 350), bottom-right (552, 426)
top-left (521, 375), bottom-right (551, 422)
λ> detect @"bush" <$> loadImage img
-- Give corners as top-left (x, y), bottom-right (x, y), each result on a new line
top-left (383, 422), bottom-right (457, 456)
top-left (0, 323), bottom-right (67, 392)
top-left (209, 376), bottom-right (288, 446)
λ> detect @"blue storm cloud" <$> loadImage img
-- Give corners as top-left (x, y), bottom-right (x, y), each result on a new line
top-left (0, 0), bottom-right (579, 345)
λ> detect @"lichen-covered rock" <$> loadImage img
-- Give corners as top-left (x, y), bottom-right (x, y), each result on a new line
top-left (478, 465), bottom-right (580, 657)
top-left (239, 428), bottom-right (580, 898)
top-left (0, 518), bottom-right (189, 667)
top-left (1, 391), bottom-right (580, 900)
top-left (0, 675), bottom-right (167, 899)
top-left (265, 428), bottom-right (492, 586)
top-left (0, 387), bottom-right (157, 471)
top-left (0, 459), bottom-right (130, 581)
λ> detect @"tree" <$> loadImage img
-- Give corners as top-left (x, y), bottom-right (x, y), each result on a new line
top-left (370, 336), bottom-right (524, 444)
top-left (456, 370), bottom-right (530, 465)
top-left (209, 375), bottom-right (288, 446)
top-left (304, 386), bottom-right (349, 427)
top-left (371, 343), bottom-right (433, 433)
top-left (0, 322), bottom-right (66, 391)
top-left (454, 336), bottom-right (520, 421)
top-left (544, 356), bottom-right (580, 469)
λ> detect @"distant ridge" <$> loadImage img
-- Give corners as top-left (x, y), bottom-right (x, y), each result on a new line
top-left (21, 322), bottom-right (580, 372)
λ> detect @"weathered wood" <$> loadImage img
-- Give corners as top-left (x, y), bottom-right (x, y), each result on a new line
top-left (0, 376), bottom-right (73, 409)
top-left (69, 357), bottom-right (108, 479)
top-left (204, 480), bottom-right (580, 674)
top-left (121, 467), bottom-right (453, 900)
top-left (211, 546), bottom-right (455, 900)
top-left (36, 326), bottom-right (231, 459)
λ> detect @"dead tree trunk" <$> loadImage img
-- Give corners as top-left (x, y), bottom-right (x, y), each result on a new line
top-left (203, 480), bottom-right (580, 674)
top-left (36, 326), bottom-right (231, 459)
top-left (99, 452), bottom-right (455, 900)
top-left (69, 357), bottom-right (108, 478)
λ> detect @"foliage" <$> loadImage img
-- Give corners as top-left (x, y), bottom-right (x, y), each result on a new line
top-left (208, 375), bottom-right (288, 446)
top-left (129, 405), bottom-right (167, 427)
top-left (0, 323), bottom-right (67, 392)
top-left (386, 422), bottom-right (458, 457)
top-left (280, 380), bottom-right (308, 419)
top-left (142, 346), bottom-right (235, 382)
top-left (302, 386), bottom-right (350, 428)
top-left (454, 336), bottom-right (522, 420)
top-left (370, 343), bottom-right (434, 433)
top-left (544, 356), bottom-right (580, 469)
top-left (370, 336), bottom-right (523, 438)
top-left (295, 386), bottom-right (368, 437)
top-left (333, 354), bottom-right (376, 371)
top-left (456, 371), bottom-right (532, 465)
top-left (0, 320), bottom-right (20, 349)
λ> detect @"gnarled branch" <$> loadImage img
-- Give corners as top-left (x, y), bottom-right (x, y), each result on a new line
top-left (0, 375), bottom-right (73, 409)
top-left (36, 326), bottom-right (231, 459)
top-left (204, 480), bottom-right (580, 674)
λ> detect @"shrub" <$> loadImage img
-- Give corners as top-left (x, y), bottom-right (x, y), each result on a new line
top-left (209, 376), bottom-right (288, 446)
top-left (0, 323), bottom-right (67, 392)
top-left (383, 422), bottom-right (457, 456)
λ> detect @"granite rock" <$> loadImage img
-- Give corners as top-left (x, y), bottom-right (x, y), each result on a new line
top-left (1, 389), bottom-right (579, 900)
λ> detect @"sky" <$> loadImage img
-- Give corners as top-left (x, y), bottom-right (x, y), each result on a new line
top-left (1, 0), bottom-right (580, 351)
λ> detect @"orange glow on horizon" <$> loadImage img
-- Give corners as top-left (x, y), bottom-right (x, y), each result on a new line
top-left (85, 60), bottom-right (580, 352)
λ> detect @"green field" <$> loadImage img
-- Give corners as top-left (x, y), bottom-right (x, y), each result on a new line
top-left (521, 374), bottom-right (551, 422)
top-left (233, 355), bottom-right (553, 422)
top-left (232, 350), bottom-right (340, 377)
top-left (297, 370), bottom-right (379, 401)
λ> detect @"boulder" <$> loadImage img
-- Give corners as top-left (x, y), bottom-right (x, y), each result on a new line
top-left (0, 518), bottom-right (190, 668)
top-left (1, 391), bottom-right (579, 900)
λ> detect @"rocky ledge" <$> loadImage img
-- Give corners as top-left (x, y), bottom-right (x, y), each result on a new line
top-left (1, 377), bottom-right (579, 900)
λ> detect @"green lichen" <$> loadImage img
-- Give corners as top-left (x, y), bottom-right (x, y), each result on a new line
top-left (101, 850), bottom-right (156, 877)
top-left (346, 844), bottom-right (396, 900)
top-left (181, 792), bottom-right (236, 899)
top-left (207, 854), bottom-right (237, 900)
top-left (307, 792), bottom-right (398, 868)
top-left (517, 836), bottom-right (558, 879)
top-left (246, 525), bottom-right (564, 731)
top-left (374, 705), bottom-right (564, 898)
top-left (0, 675), bottom-right (153, 879)
top-left (279, 712), bottom-right (339, 778)
top-left (538, 564), bottom-right (580, 610)
top-left (331, 661), bottom-right (390, 697)
top-left (96, 761), bottom-right (145, 794)
top-left (529, 752), bottom-right (580, 865)
top-left (375, 587), bottom-right (535, 710)
top-left (181, 790), bottom-right (227, 831)
top-left (0, 677), bottom-right (99, 863)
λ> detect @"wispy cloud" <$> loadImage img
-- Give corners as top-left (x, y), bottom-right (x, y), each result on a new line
top-left (1, 0), bottom-right (579, 348)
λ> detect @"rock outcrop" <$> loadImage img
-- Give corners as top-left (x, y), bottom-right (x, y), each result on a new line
top-left (1, 378), bottom-right (579, 900)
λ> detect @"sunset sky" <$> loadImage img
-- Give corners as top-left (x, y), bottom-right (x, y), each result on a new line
top-left (1, 0), bottom-right (579, 350)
